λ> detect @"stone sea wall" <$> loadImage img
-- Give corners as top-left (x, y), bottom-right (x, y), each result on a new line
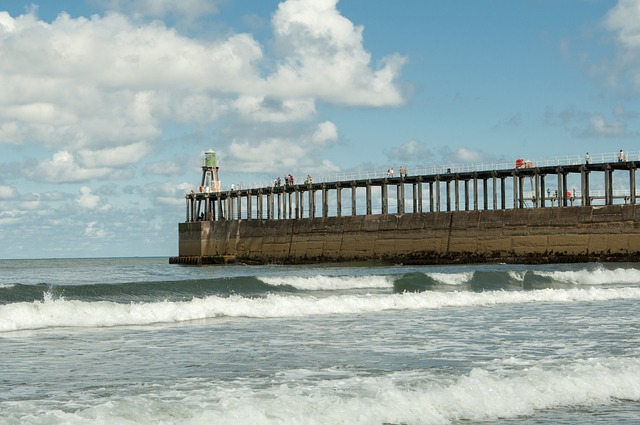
top-left (171, 204), bottom-right (640, 264)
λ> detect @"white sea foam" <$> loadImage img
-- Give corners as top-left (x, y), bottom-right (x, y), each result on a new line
top-left (508, 270), bottom-right (527, 282)
top-left (535, 266), bottom-right (640, 285)
top-left (2, 286), bottom-right (640, 333)
top-left (426, 271), bottom-right (474, 285)
top-left (2, 357), bottom-right (639, 424)
top-left (258, 275), bottom-right (395, 290)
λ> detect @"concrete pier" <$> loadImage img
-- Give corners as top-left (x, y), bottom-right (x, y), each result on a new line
top-left (172, 160), bottom-right (640, 265)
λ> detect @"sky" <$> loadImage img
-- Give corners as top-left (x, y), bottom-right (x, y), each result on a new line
top-left (0, 0), bottom-right (639, 259)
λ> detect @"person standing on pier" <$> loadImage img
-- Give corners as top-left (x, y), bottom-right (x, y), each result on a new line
top-left (618, 149), bottom-right (625, 162)
top-left (585, 152), bottom-right (591, 164)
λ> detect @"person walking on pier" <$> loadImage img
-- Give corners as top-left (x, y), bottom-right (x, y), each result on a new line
top-left (618, 149), bottom-right (626, 162)
top-left (585, 152), bottom-right (591, 165)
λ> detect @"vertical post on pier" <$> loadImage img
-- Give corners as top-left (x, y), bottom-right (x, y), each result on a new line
top-left (267, 189), bottom-right (274, 219)
top-left (298, 190), bottom-right (304, 218)
top-left (500, 177), bottom-right (506, 209)
top-left (322, 184), bottom-right (328, 218)
top-left (429, 181), bottom-right (434, 212)
top-left (413, 181), bottom-right (419, 213)
top-left (185, 196), bottom-right (190, 222)
top-left (605, 165), bottom-right (613, 206)
top-left (435, 179), bottom-right (441, 212)
top-left (562, 172), bottom-right (568, 207)
top-left (454, 177), bottom-right (460, 211)
top-left (630, 164), bottom-right (636, 204)
top-left (464, 179), bottom-right (470, 211)
top-left (580, 167), bottom-right (589, 206)
top-left (246, 192), bottom-right (252, 220)
top-left (446, 179), bottom-right (451, 212)
top-left (518, 176), bottom-right (525, 209)
top-left (417, 179), bottom-right (423, 213)
top-left (533, 171), bottom-right (539, 208)
top-left (483, 178), bottom-right (489, 210)
top-left (492, 173), bottom-right (498, 210)
top-left (309, 188), bottom-right (316, 218)
top-left (257, 189), bottom-right (263, 219)
top-left (381, 181), bottom-right (389, 214)
top-left (216, 196), bottom-right (223, 220)
top-left (236, 194), bottom-right (242, 219)
top-left (397, 181), bottom-right (405, 214)
top-left (556, 167), bottom-right (563, 207)
top-left (540, 175), bottom-right (546, 208)
top-left (512, 172), bottom-right (518, 209)
top-left (351, 183), bottom-right (357, 216)
top-left (473, 173), bottom-right (479, 211)
top-left (366, 182), bottom-right (372, 215)
top-left (336, 184), bottom-right (342, 217)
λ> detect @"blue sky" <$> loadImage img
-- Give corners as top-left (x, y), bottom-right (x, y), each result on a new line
top-left (0, 0), bottom-right (638, 259)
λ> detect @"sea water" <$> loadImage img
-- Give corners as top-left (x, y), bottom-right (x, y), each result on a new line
top-left (0, 257), bottom-right (639, 424)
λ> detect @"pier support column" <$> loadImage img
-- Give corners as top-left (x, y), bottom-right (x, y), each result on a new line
top-left (540, 175), bottom-right (546, 208)
top-left (436, 179), bottom-right (441, 212)
top-left (257, 190), bottom-right (263, 219)
top-left (605, 166), bottom-right (613, 205)
top-left (464, 179), bottom-right (470, 211)
top-left (322, 184), bottom-right (328, 218)
top-left (351, 183), bottom-right (357, 216)
top-left (581, 168), bottom-right (590, 206)
top-left (429, 181), bottom-right (435, 212)
top-left (473, 174), bottom-right (479, 210)
top-left (336, 185), bottom-right (342, 217)
top-left (247, 192), bottom-right (252, 220)
top-left (417, 180), bottom-right (423, 213)
top-left (630, 165), bottom-right (636, 204)
top-left (483, 178), bottom-right (489, 210)
top-left (298, 190), bottom-right (304, 218)
top-left (492, 174), bottom-right (498, 210)
top-left (500, 177), bottom-right (506, 209)
top-left (518, 176), bottom-right (524, 209)
top-left (366, 182), bottom-right (372, 215)
top-left (446, 180), bottom-right (451, 212)
top-left (454, 178), bottom-right (460, 211)
top-left (381, 182), bottom-right (389, 214)
top-left (217, 196), bottom-right (224, 220)
top-left (397, 182), bottom-right (405, 214)
top-left (512, 173), bottom-right (518, 209)
top-left (310, 189), bottom-right (316, 218)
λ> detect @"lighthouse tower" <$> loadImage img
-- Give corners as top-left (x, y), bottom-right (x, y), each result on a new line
top-left (200, 149), bottom-right (220, 193)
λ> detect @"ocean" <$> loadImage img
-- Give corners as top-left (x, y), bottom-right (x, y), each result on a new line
top-left (0, 257), bottom-right (639, 424)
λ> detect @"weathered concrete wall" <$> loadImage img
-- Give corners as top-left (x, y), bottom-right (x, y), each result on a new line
top-left (174, 204), bottom-right (640, 264)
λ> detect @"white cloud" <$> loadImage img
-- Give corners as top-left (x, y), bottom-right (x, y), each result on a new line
top-left (269, 0), bottom-right (407, 106)
top-left (0, 1), bottom-right (407, 184)
top-left (84, 221), bottom-right (110, 238)
top-left (0, 185), bottom-right (16, 199)
top-left (76, 186), bottom-right (100, 210)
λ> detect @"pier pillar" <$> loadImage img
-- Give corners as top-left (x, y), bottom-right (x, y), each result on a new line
top-left (512, 172), bottom-right (518, 209)
top-left (397, 181), bottom-right (405, 214)
top-left (257, 190), bottom-right (263, 219)
top-left (518, 176), bottom-right (524, 209)
top-left (436, 179), bottom-right (441, 212)
top-left (454, 178), bottom-right (460, 211)
top-left (322, 184), bottom-right (328, 218)
top-left (483, 178), bottom-right (489, 210)
top-left (540, 175), bottom-right (546, 207)
top-left (417, 180), bottom-right (423, 212)
top-left (298, 190), bottom-right (304, 218)
top-left (605, 166), bottom-right (613, 206)
top-left (492, 174), bottom-right (498, 210)
top-left (581, 167), bottom-right (590, 206)
top-left (464, 179), bottom-right (470, 211)
top-left (247, 192), bottom-right (252, 220)
top-left (429, 181), bottom-right (435, 212)
top-left (336, 185), bottom-right (342, 217)
top-left (366, 182), bottom-right (372, 215)
top-left (446, 180), bottom-right (451, 212)
top-left (630, 165), bottom-right (636, 204)
top-left (351, 183), bottom-right (357, 216)
top-left (217, 196), bottom-right (224, 220)
top-left (381, 181), bottom-right (389, 214)
top-left (473, 174), bottom-right (479, 210)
